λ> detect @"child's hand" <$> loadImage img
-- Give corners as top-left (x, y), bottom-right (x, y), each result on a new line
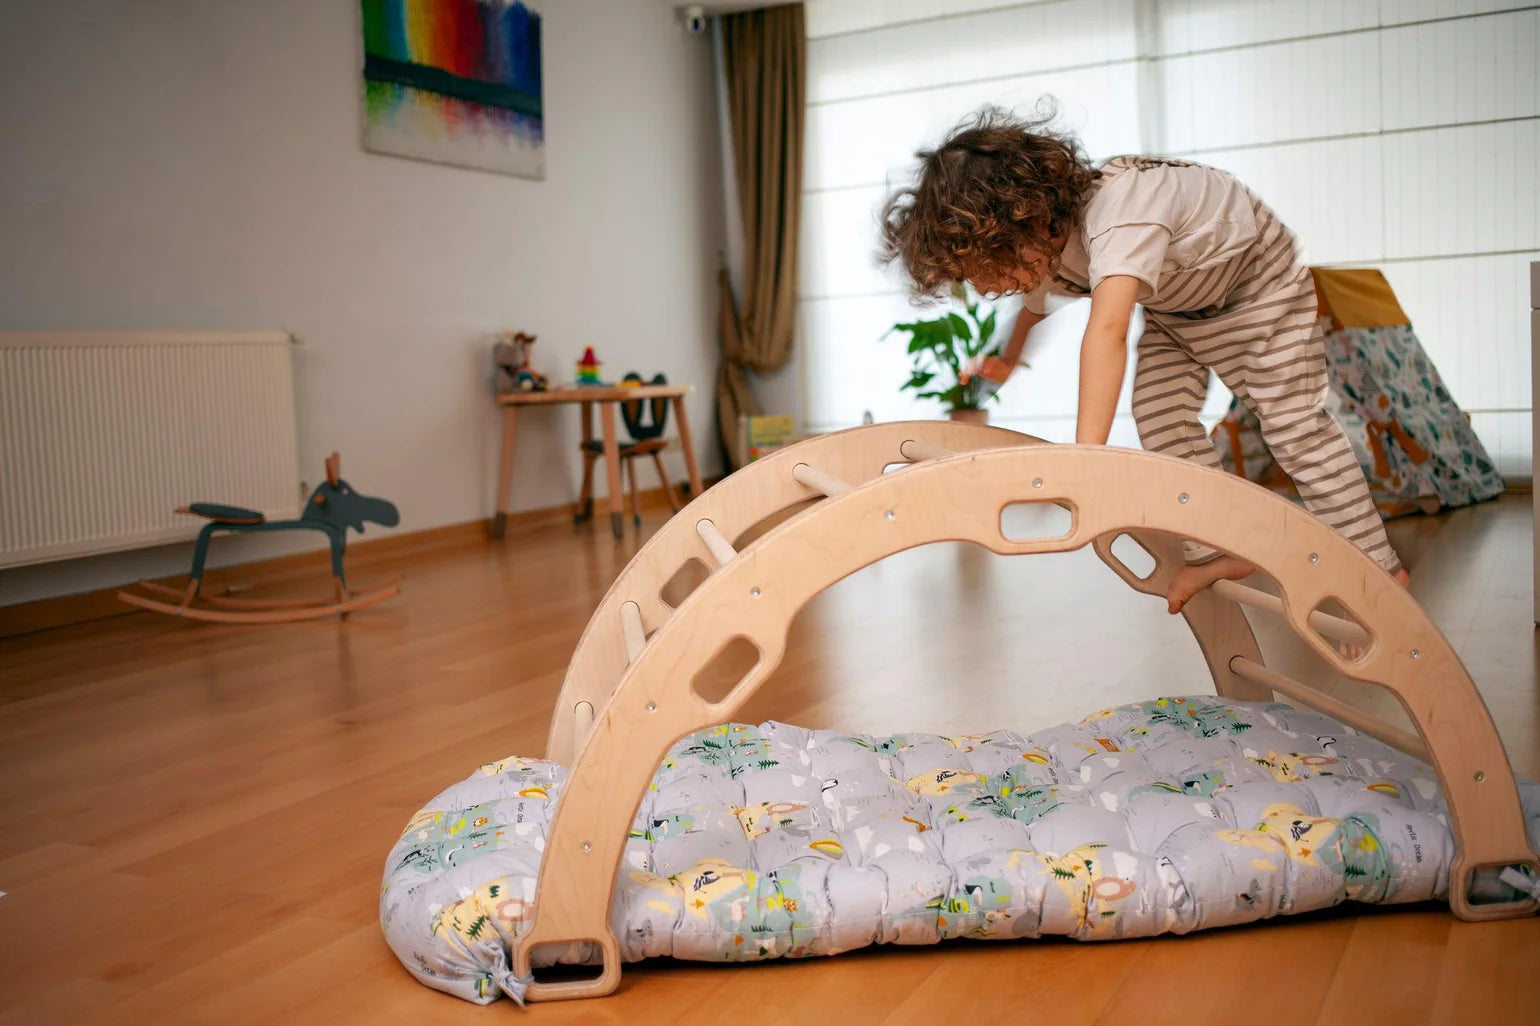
top-left (960, 355), bottom-right (1013, 384)
top-left (976, 356), bottom-right (1013, 382)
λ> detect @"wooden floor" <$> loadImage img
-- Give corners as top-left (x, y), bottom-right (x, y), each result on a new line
top-left (1, 494), bottom-right (1536, 1026)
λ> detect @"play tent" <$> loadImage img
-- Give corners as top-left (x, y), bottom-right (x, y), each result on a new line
top-left (1210, 267), bottom-right (1504, 518)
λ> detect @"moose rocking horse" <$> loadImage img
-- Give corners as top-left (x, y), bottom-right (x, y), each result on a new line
top-left (118, 452), bottom-right (403, 623)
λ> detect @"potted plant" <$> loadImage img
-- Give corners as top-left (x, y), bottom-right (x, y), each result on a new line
top-left (884, 283), bottom-right (1019, 424)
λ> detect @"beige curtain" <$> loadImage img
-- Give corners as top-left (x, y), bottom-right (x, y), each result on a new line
top-left (717, 3), bottom-right (805, 470)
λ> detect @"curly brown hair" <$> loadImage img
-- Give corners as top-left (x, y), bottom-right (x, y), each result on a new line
top-left (880, 103), bottom-right (1100, 301)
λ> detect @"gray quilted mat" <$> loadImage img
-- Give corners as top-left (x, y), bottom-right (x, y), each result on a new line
top-left (380, 695), bottom-right (1540, 1004)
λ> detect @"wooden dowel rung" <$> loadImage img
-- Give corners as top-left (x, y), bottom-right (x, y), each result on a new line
top-left (574, 701), bottom-right (595, 748)
top-left (1212, 579), bottom-right (1370, 647)
top-left (1229, 656), bottom-right (1431, 762)
top-left (792, 462), bottom-right (852, 497)
top-left (695, 519), bottom-right (737, 567)
top-left (899, 440), bottom-right (956, 462)
top-left (620, 601), bottom-right (646, 663)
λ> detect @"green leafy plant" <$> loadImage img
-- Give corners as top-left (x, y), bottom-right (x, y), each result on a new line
top-left (883, 283), bottom-right (1017, 411)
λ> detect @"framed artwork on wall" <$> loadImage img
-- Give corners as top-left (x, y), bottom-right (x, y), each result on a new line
top-left (360, 0), bottom-right (544, 179)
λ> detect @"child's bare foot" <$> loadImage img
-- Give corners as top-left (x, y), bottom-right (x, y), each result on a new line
top-left (1167, 554), bottom-right (1255, 614)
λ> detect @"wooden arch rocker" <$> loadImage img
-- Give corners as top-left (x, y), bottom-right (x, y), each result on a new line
top-left (118, 452), bottom-right (402, 624)
top-left (507, 421), bottom-right (1539, 1003)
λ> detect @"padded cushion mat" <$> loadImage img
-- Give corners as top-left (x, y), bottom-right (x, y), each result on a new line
top-left (380, 695), bottom-right (1540, 1004)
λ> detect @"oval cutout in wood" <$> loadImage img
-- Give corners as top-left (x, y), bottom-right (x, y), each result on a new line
top-left (1108, 533), bottom-right (1157, 581)
top-left (1309, 596), bottom-right (1374, 660)
top-left (691, 635), bottom-right (761, 706)
top-left (660, 557), bottom-right (710, 609)
top-left (999, 501), bottom-right (1075, 543)
top-left (525, 943), bottom-right (609, 986)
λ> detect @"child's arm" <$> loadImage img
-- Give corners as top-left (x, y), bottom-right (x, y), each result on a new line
top-left (968, 304), bottom-right (1043, 384)
top-left (1076, 275), bottom-right (1140, 445)
top-left (998, 303), bottom-right (1043, 372)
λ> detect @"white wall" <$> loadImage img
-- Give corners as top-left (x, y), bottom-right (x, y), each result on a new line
top-left (0, 0), bottom-right (726, 605)
top-left (800, 0), bottom-right (1539, 473)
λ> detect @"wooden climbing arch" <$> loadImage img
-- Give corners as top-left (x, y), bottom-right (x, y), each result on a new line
top-left (520, 422), bottom-right (1537, 1001)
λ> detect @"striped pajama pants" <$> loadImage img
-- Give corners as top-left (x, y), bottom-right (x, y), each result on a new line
top-left (1129, 205), bottom-right (1403, 575)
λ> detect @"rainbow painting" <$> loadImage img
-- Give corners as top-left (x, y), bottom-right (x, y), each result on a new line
top-left (360, 0), bottom-right (544, 178)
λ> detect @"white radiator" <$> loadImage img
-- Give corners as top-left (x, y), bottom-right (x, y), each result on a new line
top-left (0, 331), bottom-right (300, 569)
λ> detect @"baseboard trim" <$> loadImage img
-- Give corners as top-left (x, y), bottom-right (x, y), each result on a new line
top-left (0, 479), bottom-right (710, 639)
top-left (12, 469), bottom-right (1505, 638)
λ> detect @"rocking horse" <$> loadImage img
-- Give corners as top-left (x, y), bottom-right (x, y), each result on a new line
top-left (118, 452), bottom-right (403, 623)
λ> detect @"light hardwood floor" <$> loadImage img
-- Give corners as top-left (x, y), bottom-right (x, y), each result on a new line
top-left (1, 494), bottom-right (1536, 1026)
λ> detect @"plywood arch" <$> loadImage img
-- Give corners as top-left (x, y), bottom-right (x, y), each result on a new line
top-left (547, 422), bottom-right (1266, 765)
top-left (516, 439), bottom-right (1536, 1002)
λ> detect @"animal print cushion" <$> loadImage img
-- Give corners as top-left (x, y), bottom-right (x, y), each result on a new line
top-left (380, 695), bottom-right (1540, 1004)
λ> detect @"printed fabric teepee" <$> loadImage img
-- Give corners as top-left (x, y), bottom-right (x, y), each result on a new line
top-left (1210, 267), bottom-right (1504, 518)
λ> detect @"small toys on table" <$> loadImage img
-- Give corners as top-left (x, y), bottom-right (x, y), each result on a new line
top-left (494, 331), bottom-right (549, 393)
top-left (575, 347), bottom-right (604, 386)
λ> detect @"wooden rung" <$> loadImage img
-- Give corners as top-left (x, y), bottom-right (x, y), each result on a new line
top-left (574, 701), bottom-right (595, 748)
top-left (695, 519), bottom-right (737, 567)
top-left (899, 440), bottom-right (956, 462)
top-left (620, 601), bottom-right (646, 663)
top-left (1229, 656), bottom-right (1431, 762)
top-left (792, 462), bottom-right (852, 497)
top-left (1212, 580), bottom-right (1370, 647)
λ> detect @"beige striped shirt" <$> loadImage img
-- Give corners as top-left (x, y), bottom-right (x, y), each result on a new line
top-left (1019, 156), bottom-right (1404, 575)
top-left (1025, 159), bottom-right (1261, 315)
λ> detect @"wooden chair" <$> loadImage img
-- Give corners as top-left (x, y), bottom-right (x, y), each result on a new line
top-left (575, 374), bottom-right (680, 529)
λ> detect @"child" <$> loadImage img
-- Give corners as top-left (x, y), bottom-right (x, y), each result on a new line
top-left (880, 106), bottom-right (1409, 612)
